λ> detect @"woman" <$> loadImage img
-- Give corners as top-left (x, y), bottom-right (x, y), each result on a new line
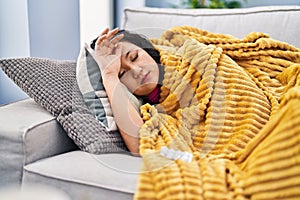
top-left (91, 27), bottom-right (163, 155)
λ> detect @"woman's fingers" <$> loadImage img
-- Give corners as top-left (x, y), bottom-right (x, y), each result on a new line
top-left (100, 27), bottom-right (110, 36)
top-left (97, 27), bottom-right (118, 44)
top-left (96, 34), bottom-right (106, 46)
top-left (95, 27), bottom-right (123, 54)
top-left (110, 34), bottom-right (124, 45)
top-left (106, 27), bottom-right (119, 40)
top-left (96, 27), bottom-right (110, 45)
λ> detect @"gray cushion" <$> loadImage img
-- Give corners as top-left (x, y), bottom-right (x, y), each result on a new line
top-left (23, 151), bottom-right (141, 200)
top-left (0, 58), bottom-right (127, 153)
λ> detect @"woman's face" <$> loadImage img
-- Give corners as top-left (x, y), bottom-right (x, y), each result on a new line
top-left (119, 41), bottom-right (159, 96)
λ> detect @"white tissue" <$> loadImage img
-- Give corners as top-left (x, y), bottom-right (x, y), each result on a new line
top-left (160, 146), bottom-right (193, 163)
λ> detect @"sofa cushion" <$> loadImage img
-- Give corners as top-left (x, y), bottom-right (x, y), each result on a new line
top-left (122, 6), bottom-right (300, 48)
top-left (23, 151), bottom-right (141, 200)
top-left (0, 99), bottom-right (77, 187)
top-left (0, 58), bottom-right (128, 154)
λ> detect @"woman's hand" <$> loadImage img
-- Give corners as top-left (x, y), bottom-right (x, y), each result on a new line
top-left (94, 27), bottom-right (124, 80)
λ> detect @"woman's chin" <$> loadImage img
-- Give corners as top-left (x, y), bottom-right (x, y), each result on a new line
top-left (133, 83), bottom-right (157, 96)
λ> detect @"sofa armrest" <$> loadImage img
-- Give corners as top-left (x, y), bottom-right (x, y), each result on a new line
top-left (0, 98), bottom-right (78, 186)
top-left (0, 99), bottom-right (77, 165)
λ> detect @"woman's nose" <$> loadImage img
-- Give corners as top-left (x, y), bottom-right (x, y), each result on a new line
top-left (127, 64), bottom-right (142, 78)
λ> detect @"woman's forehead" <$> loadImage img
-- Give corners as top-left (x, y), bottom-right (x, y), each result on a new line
top-left (120, 41), bottom-right (141, 54)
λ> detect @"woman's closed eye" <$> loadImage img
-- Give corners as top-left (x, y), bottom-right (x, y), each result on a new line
top-left (130, 52), bottom-right (138, 62)
top-left (127, 50), bottom-right (139, 62)
top-left (119, 51), bottom-right (139, 78)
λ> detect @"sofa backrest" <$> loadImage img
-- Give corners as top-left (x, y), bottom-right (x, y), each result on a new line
top-left (121, 6), bottom-right (300, 48)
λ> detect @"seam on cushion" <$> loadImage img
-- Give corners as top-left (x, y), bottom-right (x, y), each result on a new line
top-left (123, 7), bottom-right (300, 18)
top-left (22, 117), bottom-right (58, 165)
top-left (23, 165), bottom-right (136, 194)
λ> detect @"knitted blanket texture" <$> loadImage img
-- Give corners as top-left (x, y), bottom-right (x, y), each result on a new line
top-left (134, 26), bottom-right (300, 200)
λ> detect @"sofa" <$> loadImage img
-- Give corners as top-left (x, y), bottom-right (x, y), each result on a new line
top-left (0, 5), bottom-right (299, 200)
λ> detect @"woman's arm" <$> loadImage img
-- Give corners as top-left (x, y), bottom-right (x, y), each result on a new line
top-left (103, 76), bottom-right (143, 156)
top-left (93, 28), bottom-right (143, 155)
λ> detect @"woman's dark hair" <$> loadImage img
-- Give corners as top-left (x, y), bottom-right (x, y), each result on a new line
top-left (90, 29), bottom-right (160, 64)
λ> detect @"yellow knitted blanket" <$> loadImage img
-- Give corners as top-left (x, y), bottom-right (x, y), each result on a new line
top-left (134, 26), bottom-right (300, 200)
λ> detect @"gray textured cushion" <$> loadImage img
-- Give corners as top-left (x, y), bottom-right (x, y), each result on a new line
top-left (0, 57), bottom-right (127, 153)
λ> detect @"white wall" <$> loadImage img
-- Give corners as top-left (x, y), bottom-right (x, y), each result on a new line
top-left (0, 0), bottom-right (81, 105)
top-left (79, 0), bottom-right (114, 47)
top-left (0, 0), bottom-right (30, 58)
top-left (115, 0), bottom-right (146, 28)
top-left (0, 0), bottom-right (30, 105)
top-left (27, 0), bottom-right (80, 60)
top-left (1, 0), bottom-right (113, 105)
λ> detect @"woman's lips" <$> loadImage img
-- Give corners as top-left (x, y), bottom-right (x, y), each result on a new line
top-left (141, 72), bottom-right (150, 84)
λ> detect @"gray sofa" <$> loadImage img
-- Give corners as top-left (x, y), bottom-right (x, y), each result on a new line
top-left (1, 6), bottom-right (299, 200)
